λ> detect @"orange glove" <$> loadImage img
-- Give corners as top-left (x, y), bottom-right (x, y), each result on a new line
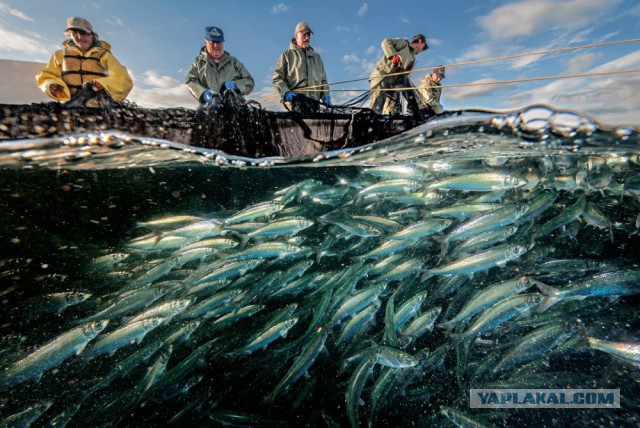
top-left (50, 83), bottom-right (64, 98)
top-left (391, 54), bottom-right (403, 68)
top-left (92, 81), bottom-right (104, 91)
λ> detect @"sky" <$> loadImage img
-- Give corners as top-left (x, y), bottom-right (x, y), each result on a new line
top-left (0, 0), bottom-right (638, 126)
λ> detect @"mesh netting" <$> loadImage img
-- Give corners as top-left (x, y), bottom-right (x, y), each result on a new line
top-left (0, 86), bottom-right (428, 158)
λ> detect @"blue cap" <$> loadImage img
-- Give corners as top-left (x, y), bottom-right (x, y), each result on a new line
top-left (205, 26), bottom-right (224, 42)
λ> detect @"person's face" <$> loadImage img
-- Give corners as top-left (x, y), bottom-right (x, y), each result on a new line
top-left (413, 40), bottom-right (427, 54)
top-left (205, 40), bottom-right (224, 60)
top-left (68, 29), bottom-right (93, 52)
top-left (295, 31), bottom-right (311, 48)
top-left (432, 73), bottom-right (444, 84)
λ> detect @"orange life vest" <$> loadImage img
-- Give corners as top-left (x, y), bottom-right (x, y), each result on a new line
top-left (61, 46), bottom-right (108, 95)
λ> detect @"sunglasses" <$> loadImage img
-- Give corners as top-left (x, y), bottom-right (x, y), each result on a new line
top-left (70, 29), bottom-right (91, 37)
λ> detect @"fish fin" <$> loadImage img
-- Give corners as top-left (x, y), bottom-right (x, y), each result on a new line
top-left (535, 281), bottom-right (558, 296)
top-left (437, 321), bottom-right (455, 331)
top-left (420, 272), bottom-right (434, 283)
top-left (75, 342), bottom-right (89, 355)
top-left (442, 330), bottom-right (464, 345)
top-left (535, 282), bottom-right (561, 312)
top-left (537, 296), bottom-right (560, 312)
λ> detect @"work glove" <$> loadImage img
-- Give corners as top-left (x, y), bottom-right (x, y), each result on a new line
top-left (50, 83), bottom-right (64, 98)
top-left (284, 91), bottom-right (296, 102)
top-left (201, 89), bottom-right (215, 104)
top-left (322, 96), bottom-right (332, 105)
top-left (223, 81), bottom-right (237, 92)
top-left (391, 54), bottom-right (403, 68)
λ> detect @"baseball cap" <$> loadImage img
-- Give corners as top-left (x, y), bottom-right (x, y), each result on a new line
top-left (205, 26), bottom-right (225, 42)
top-left (295, 21), bottom-right (313, 34)
top-left (434, 65), bottom-right (446, 78)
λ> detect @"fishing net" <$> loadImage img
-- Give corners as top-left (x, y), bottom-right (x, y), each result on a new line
top-left (0, 85), bottom-right (431, 158)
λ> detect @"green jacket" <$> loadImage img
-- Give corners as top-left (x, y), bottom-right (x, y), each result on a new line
top-left (370, 38), bottom-right (417, 80)
top-left (416, 73), bottom-right (444, 114)
top-left (185, 49), bottom-right (254, 101)
top-left (273, 40), bottom-right (329, 101)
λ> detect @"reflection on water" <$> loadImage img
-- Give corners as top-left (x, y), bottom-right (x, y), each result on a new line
top-left (0, 105), bottom-right (639, 427)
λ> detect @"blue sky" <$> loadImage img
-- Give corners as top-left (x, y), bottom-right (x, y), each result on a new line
top-left (0, 0), bottom-right (638, 126)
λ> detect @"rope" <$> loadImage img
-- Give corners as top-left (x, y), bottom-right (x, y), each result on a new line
top-left (255, 37), bottom-right (640, 102)
top-left (329, 68), bottom-right (640, 92)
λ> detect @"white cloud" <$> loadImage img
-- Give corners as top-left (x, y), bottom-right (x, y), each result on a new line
top-left (342, 54), bottom-right (360, 63)
top-left (564, 52), bottom-right (601, 74)
top-left (446, 79), bottom-right (508, 100)
top-left (127, 70), bottom-right (197, 108)
top-left (105, 16), bottom-right (125, 27)
top-left (271, 3), bottom-right (289, 14)
top-left (0, 3), bottom-right (33, 21)
top-left (341, 53), bottom-right (375, 78)
top-left (506, 50), bottom-right (640, 126)
top-left (0, 25), bottom-right (49, 55)
top-left (357, 3), bottom-right (368, 18)
top-left (478, 0), bottom-right (619, 40)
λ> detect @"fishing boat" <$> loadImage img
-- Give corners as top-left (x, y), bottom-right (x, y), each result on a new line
top-left (0, 85), bottom-right (438, 158)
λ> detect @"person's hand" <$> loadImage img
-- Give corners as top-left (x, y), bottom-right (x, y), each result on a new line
top-left (50, 83), bottom-right (64, 98)
top-left (391, 54), bottom-right (403, 68)
top-left (322, 96), bottom-right (332, 105)
top-left (284, 91), bottom-right (296, 102)
top-left (201, 89), bottom-right (215, 104)
top-left (223, 81), bottom-right (237, 92)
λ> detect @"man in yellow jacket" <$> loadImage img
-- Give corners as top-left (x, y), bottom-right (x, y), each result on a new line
top-left (36, 17), bottom-right (133, 103)
top-left (369, 34), bottom-right (428, 115)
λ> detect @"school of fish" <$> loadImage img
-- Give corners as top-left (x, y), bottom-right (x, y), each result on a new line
top-left (1, 150), bottom-right (640, 427)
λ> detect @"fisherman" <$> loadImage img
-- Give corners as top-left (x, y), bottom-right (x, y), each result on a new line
top-left (369, 34), bottom-right (428, 115)
top-left (36, 16), bottom-right (133, 103)
top-left (416, 65), bottom-right (446, 115)
top-left (273, 21), bottom-right (331, 112)
top-left (185, 26), bottom-right (255, 106)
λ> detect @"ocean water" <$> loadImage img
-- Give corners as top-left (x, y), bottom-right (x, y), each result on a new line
top-left (0, 105), bottom-right (639, 427)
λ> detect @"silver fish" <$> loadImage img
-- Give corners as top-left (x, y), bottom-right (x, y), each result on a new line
top-left (0, 319), bottom-right (108, 388)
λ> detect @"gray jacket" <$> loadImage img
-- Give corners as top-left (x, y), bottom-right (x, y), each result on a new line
top-left (185, 49), bottom-right (254, 101)
top-left (370, 38), bottom-right (418, 80)
top-left (416, 73), bottom-right (444, 114)
top-left (273, 40), bottom-right (329, 101)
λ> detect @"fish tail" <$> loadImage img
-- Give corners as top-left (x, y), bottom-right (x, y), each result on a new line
top-left (535, 282), bottom-right (560, 312)
top-left (537, 296), bottom-right (560, 312)
top-left (437, 320), bottom-right (455, 331)
top-left (442, 330), bottom-right (464, 345)
top-left (239, 236), bottom-right (251, 248)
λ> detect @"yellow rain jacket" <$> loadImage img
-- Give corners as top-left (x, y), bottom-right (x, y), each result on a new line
top-left (273, 40), bottom-right (329, 101)
top-left (36, 40), bottom-right (133, 102)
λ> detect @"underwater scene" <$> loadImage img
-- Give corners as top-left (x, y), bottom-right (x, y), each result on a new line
top-left (0, 106), bottom-right (639, 427)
